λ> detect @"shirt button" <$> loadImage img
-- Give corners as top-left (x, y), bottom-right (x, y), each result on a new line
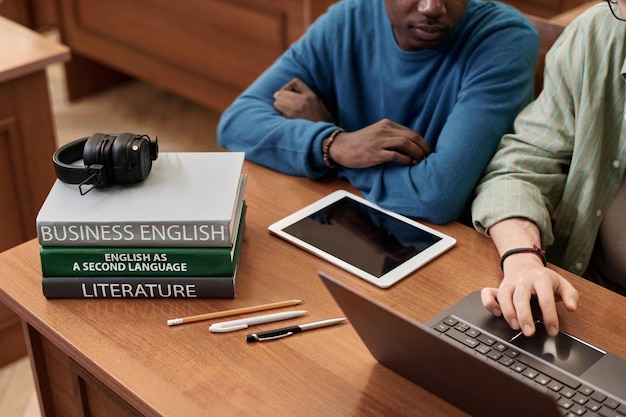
top-left (613, 160), bottom-right (620, 169)
top-left (574, 262), bottom-right (584, 271)
top-left (595, 209), bottom-right (602, 217)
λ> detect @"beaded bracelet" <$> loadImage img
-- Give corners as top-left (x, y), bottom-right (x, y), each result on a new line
top-left (322, 128), bottom-right (344, 169)
top-left (499, 244), bottom-right (547, 271)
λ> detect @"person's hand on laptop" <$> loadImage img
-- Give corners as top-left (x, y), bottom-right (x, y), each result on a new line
top-left (481, 263), bottom-right (579, 337)
top-left (481, 218), bottom-right (579, 337)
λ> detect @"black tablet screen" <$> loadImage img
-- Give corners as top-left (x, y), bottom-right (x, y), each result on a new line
top-left (282, 197), bottom-right (442, 278)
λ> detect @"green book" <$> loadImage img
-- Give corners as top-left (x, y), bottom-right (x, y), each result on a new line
top-left (41, 251), bottom-right (243, 299)
top-left (41, 204), bottom-right (246, 277)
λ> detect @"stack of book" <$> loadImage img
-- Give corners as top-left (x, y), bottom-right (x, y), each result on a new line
top-left (36, 152), bottom-right (247, 299)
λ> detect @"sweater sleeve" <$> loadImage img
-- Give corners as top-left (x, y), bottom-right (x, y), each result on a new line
top-left (217, 7), bottom-right (341, 179)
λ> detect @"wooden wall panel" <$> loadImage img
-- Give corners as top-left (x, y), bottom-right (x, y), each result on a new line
top-left (0, 0), bottom-right (57, 30)
top-left (0, 0), bottom-right (30, 27)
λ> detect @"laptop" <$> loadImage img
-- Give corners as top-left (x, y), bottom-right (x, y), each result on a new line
top-left (319, 271), bottom-right (626, 417)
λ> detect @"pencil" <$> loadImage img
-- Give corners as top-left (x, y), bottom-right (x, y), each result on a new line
top-left (167, 299), bottom-right (304, 326)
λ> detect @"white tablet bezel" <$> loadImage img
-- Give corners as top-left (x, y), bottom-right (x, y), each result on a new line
top-left (268, 190), bottom-right (456, 288)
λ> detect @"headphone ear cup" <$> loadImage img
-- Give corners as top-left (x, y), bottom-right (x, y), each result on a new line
top-left (83, 133), bottom-right (106, 166)
top-left (113, 133), bottom-right (156, 184)
top-left (83, 133), bottom-right (114, 187)
top-left (110, 133), bottom-right (137, 184)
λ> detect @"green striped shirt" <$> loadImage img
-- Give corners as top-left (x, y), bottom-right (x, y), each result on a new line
top-left (472, 3), bottom-right (626, 276)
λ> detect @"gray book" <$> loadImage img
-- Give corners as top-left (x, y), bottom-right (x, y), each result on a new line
top-left (37, 152), bottom-right (246, 247)
top-left (41, 276), bottom-right (239, 299)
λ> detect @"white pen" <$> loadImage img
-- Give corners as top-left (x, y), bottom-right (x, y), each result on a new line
top-left (209, 310), bottom-right (307, 333)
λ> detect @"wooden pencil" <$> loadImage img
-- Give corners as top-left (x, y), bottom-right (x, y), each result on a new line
top-left (167, 299), bottom-right (304, 326)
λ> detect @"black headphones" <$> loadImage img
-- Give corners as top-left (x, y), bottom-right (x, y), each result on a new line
top-left (53, 133), bottom-right (158, 194)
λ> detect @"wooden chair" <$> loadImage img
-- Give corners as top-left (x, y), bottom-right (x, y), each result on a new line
top-left (550, 1), bottom-right (602, 26)
top-left (526, 15), bottom-right (566, 97)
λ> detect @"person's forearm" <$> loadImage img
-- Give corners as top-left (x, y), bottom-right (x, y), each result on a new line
top-left (488, 217), bottom-right (542, 258)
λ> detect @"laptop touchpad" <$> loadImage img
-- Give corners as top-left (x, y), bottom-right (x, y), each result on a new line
top-left (510, 321), bottom-right (605, 376)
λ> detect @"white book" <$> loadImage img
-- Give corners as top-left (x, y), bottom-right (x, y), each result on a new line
top-left (37, 152), bottom-right (246, 247)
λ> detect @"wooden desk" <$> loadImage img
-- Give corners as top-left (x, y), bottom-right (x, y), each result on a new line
top-left (0, 15), bottom-right (69, 367)
top-left (1, 162), bottom-right (625, 417)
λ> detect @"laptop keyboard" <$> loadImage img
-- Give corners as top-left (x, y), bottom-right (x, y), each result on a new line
top-left (432, 316), bottom-right (626, 417)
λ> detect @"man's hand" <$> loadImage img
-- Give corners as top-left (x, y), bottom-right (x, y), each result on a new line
top-left (328, 119), bottom-right (432, 168)
top-left (483, 219), bottom-right (579, 337)
top-left (273, 78), bottom-right (431, 169)
top-left (481, 259), bottom-right (579, 337)
top-left (273, 78), bottom-right (331, 122)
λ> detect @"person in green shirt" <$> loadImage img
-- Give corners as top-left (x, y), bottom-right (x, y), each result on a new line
top-left (472, 0), bottom-right (626, 338)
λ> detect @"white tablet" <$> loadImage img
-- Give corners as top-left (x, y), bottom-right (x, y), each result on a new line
top-left (268, 190), bottom-right (456, 288)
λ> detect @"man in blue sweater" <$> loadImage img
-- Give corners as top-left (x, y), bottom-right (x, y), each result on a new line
top-left (218, 0), bottom-right (539, 224)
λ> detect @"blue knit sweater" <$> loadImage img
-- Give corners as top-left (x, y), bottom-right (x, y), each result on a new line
top-left (218, 0), bottom-right (539, 224)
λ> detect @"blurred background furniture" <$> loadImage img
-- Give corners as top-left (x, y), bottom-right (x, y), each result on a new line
top-left (52, 0), bottom-right (336, 113)
top-left (0, 15), bottom-right (69, 367)
top-left (0, 0), bottom-right (56, 31)
top-left (526, 15), bottom-right (565, 98)
top-left (504, 0), bottom-right (599, 19)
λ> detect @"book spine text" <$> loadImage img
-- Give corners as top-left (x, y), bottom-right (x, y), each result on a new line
top-left (42, 277), bottom-right (236, 299)
top-left (37, 222), bottom-right (231, 247)
top-left (40, 247), bottom-right (236, 277)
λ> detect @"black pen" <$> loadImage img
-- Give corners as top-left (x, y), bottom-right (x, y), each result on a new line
top-left (245, 317), bottom-right (346, 342)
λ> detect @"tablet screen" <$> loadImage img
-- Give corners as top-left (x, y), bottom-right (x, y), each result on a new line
top-left (268, 191), bottom-right (456, 288)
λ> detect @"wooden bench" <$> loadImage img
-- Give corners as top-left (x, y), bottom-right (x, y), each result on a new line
top-left (53, 0), bottom-right (336, 113)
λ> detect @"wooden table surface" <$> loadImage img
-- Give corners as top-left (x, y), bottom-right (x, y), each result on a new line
top-left (0, 161), bottom-right (625, 417)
